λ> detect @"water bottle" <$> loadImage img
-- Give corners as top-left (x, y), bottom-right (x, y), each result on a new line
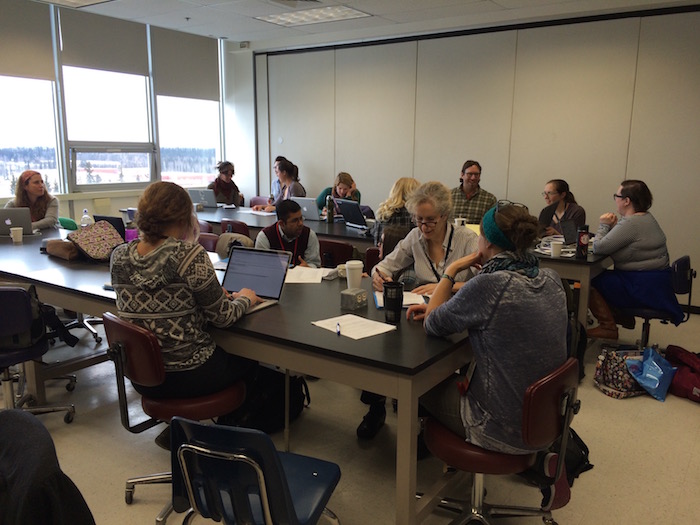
top-left (80, 208), bottom-right (94, 228)
top-left (576, 225), bottom-right (589, 259)
top-left (326, 194), bottom-right (334, 223)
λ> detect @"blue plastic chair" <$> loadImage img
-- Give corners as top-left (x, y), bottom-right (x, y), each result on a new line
top-left (170, 417), bottom-right (341, 525)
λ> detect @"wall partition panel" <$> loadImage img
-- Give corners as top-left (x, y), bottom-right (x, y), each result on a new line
top-left (628, 12), bottom-right (700, 266)
top-left (335, 42), bottom-right (418, 210)
top-left (0, 0), bottom-right (53, 80)
top-left (268, 49), bottom-right (335, 199)
top-left (508, 18), bottom-right (640, 218)
top-left (414, 32), bottom-right (517, 199)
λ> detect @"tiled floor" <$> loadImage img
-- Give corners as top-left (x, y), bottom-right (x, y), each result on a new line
top-left (6, 314), bottom-right (700, 524)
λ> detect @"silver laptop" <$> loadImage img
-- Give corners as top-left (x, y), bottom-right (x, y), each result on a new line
top-left (0, 208), bottom-right (34, 236)
top-left (336, 198), bottom-right (368, 230)
top-left (188, 188), bottom-right (222, 209)
top-left (291, 197), bottom-right (321, 221)
top-left (222, 246), bottom-right (292, 313)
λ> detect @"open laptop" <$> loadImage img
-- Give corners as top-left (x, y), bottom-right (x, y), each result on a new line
top-left (94, 215), bottom-right (126, 241)
top-left (221, 246), bottom-right (292, 313)
top-left (336, 198), bottom-right (368, 230)
top-left (291, 197), bottom-right (321, 221)
top-left (560, 220), bottom-right (578, 245)
top-left (0, 208), bottom-right (34, 236)
top-left (188, 188), bottom-right (222, 209)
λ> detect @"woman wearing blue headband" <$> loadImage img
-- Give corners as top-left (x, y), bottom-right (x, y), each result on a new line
top-left (408, 202), bottom-right (571, 509)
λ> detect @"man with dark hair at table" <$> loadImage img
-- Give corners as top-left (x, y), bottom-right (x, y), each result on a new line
top-left (451, 160), bottom-right (497, 224)
top-left (255, 199), bottom-right (321, 268)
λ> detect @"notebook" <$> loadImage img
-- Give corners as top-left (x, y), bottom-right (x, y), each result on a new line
top-left (188, 188), bottom-right (222, 209)
top-left (94, 215), bottom-right (126, 241)
top-left (336, 198), bottom-right (368, 230)
top-left (221, 246), bottom-right (292, 313)
top-left (0, 208), bottom-right (34, 236)
top-left (291, 197), bottom-right (321, 221)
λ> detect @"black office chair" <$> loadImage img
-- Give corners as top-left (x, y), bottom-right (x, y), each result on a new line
top-left (0, 410), bottom-right (95, 525)
top-left (170, 416), bottom-right (341, 525)
top-left (319, 239), bottom-right (354, 268)
top-left (617, 255), bottom-right (695, 348)
top-left (0, 286), bottom-right (75, 423)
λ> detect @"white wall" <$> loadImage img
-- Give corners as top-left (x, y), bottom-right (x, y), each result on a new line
top-left (251, 11), bottom-right (700, 306)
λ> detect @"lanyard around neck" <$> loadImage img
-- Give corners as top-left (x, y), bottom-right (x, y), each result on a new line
top-left (427, 226), bottom-right (454, 282)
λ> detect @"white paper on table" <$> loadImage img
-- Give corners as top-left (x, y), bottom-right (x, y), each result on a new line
top-left (373, 291), bottom-right (426, 309)
top-left (285, 266), bottom-right (324, 283)
top-left (312, 314), bottom-right (396, 340)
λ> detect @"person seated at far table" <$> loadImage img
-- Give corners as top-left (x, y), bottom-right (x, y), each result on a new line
top-left (374, 177), bottom-right (420, 245)
top-left (4, 170), bottom-right (59, 230)
top-left (208, 160), bottom-right (244, 206)
top-left (409, 202), bottom-right (571, 509)
top-left (255, 199), bottom-right (321, 268)
top-left (316, 172), bottom-right (360, 215)
top-left (253, 159), bottom-right (305, 212)
top-left (450, 160), bottom-right (497, 224)
top-left (587, 179), bottom-right (682, 341)
top-left (539, 179), bottom-right (586, 236)
top-left (110, 181), bottom-right (262, 449)
top-left (372, 181), bottom-right (479, 296)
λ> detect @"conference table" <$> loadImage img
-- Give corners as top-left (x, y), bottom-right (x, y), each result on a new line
top-left (0, 229), bottom-right (469, 524)
top-left (537, 252), bottom-right (613, 326)
top-left (196, 206), bottom-right (376, 252)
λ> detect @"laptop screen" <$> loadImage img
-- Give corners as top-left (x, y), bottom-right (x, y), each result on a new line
top-left (336, 199), bottom-right (367, 229)
top-left (222, 247), bottom-right (292, 300)
top-left (0, 208), bottom-right (33, 236)
top-left (291, 197), bottom-right (320, 221)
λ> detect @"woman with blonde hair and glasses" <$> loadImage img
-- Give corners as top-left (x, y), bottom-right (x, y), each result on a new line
top-left (4, 170), bottom-right (59, 230)
top-left (371, 181), bottom-right (478, 296)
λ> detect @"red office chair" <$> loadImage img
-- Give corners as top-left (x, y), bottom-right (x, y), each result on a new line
top-left (103, 312), bottom-right (247, 523)
top-left (365, 246), bottom-right (380, 274)
top-left (198, 220), bottom-right (213, 233)
top-left (220, 219), bottom-right (250, 237)
top-left (319, 239), bottom-right (354, 268)
top-left (197, 232), bottom-right (219, 252)
top-left (420, 358), bottom-right (580, 525)
top-left (249, 195), bottom-right (270, 207)
top-left (617, 255), bottom-right (695, 348)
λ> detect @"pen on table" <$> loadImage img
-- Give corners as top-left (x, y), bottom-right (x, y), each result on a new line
top-left (336, 323), bottom-right (341, 336)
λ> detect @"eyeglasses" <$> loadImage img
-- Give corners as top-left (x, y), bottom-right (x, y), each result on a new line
top-left (542, 191), bottom-right (559, 197)
top-left (462, 171), bottom-right (481, 178)
top-left (612, 193), bottom-right (626, 200)
top-left (496, 200), bottom-right (528, 213)
top-left (413, 217), bottom-right (441, 229)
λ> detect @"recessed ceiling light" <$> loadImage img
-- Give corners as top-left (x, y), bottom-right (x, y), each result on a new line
top-left (33, 0), bottom-right (111, 7)
top-left (256, 5), bottom-right (370, 27)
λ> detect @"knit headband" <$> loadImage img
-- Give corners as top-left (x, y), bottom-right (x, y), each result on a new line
top-left (21, 171), bottom-right (39, 184)
top-left (482, 207), bottom-right (515, 251)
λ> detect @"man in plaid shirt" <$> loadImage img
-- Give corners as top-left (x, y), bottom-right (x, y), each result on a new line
top-left (451, 160), bottom-right (497, 224)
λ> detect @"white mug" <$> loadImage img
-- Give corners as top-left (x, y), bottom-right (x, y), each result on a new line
top-left (454, 217), bottom-right (466, 227)
top-left (10, 227), bottom-right (23, 243)
top-left (345, 260), bottom-right (363, 289)
top-left (550, 241), bottom-right (563, 257)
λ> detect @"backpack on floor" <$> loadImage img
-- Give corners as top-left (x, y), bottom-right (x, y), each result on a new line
top-left (222, 366), bottom-right (310, 434)
top-left (0, 283), bottom-right (45, 349)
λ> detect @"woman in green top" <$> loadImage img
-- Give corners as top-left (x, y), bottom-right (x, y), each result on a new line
top-left (316, 172), bottom-right (361, 213)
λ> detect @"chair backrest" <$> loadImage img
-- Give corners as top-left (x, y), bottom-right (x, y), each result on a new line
top-left (0, 287), bottom-right (34, 338)
top-left (103, 312), bottom-right (165, 387)
top-left (198, 232), bottom-right (219, 252)
top-left (170, 417), bottom-right (299, 524)
top-left (319, 239), bottom-right (354, 268)
top-left (671, 256), bottom-right (695, 296)
top-left (522, 357), bottom-right (579, 450)
top-left (198, 219), bottom-right (213, 233)
top-left (365, 246), bottom-right (380, 274)
top-left (58, 217), bottom-right (78, 230)
top-left (221, 219), bottom-right (250, 237)
top-left (249, 196), bottom-right (269, 207)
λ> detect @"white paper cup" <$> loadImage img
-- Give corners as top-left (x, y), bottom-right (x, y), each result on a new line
top-left (550, 241), bottom-right (563, 257)
top-left (454, 217), bottom-right (466, 227)
top-left (10, 227), bottom-right (23, 243)
top-left (345, 260), bottom-right (363, 289)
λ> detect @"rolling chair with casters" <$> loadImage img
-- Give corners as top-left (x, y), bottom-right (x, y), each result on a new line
top-left (220, 219), bottom-right (250, 237)
top-left (418, 358), bottom-right (580, 525)
top-left (103, 312), bottom-right (247, 524)
top-left (319, 239), bottom-right (354, 268)
top-left (0, 286), bottom-right (75, 423)
top-left (170, 416), bottom-right (341, 525)
top-left (197, 232), bottom-right (219, 252)
top-left (617, 255), bottom-right (695, 348)
top-left (0, 410), bottom-right (95, 525)
top-left (198, 219), bottom-right (213, 233)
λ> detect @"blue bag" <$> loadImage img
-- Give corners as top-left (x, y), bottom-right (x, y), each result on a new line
top-left (626, 347), bottom-right (676, 401)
